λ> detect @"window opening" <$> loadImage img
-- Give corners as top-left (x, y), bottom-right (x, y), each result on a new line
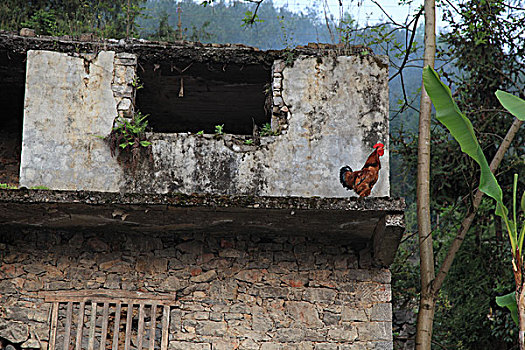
top-left (136, 61), bottom-right (271, 135)
top-left (40, 290), bottom-right (177, 350)
top-left (0, 50), bottom-right (25, 187)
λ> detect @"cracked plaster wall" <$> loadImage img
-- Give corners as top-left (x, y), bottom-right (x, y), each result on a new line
top-left (20, 51), bottom-right (389, 198)
top-left (132, 55), bottom-right (389, 197)
top-left (19, 50), bottom-right (131, 192)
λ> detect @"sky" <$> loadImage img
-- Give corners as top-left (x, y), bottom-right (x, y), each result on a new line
top-left (269, 0), bottom-right (445, 29)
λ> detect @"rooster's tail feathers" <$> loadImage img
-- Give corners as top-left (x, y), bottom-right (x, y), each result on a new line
top-left (340, 166), bottom-right (353, 189)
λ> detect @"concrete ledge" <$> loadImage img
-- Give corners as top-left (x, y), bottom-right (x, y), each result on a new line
top-left (0, 189), bottom-right (404, 266)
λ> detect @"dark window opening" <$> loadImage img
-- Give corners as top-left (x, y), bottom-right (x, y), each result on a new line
top-left (136, 61), bottom-right (271, 135)
top-left (0, 50), bottom-right (25, 186)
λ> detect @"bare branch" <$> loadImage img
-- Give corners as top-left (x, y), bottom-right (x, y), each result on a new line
top-left (389, 7), bottom-right (423, 82)
top-left (431, 116), bottom-right (524, 294)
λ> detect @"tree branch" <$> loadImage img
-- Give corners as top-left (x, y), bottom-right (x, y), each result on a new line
top-left (389, 7), bottom-right (423, 82)
top-left (431, 116), bottom-right (524, 294)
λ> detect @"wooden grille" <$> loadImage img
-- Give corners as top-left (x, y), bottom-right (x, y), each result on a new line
top-left (39, 291), bottom-right (177, 350)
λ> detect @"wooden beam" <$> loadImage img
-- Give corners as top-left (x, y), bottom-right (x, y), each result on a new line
top-left (75, 302), bottom-right (85, 350)
top-left (99, 303), bottom-right (109, 350)
top-left (112, 303), bottom-right (121, 350)
top-left (49, 302), bottom-right (59, 350)
top-left (39, 290), bottom-right (177, 305)
top-left (63, 302), bottom-right (73, 350)
top-left (87, 302), bottom-right (97, 350)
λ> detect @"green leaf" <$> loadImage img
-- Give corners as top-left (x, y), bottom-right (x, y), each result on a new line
top-left (119, 143), bottom-right (128, 149)
top-left (496, 90), bottom-right (525, 121)
top-left (140, 141), bottom-right (151, 147)
top-left (423, 67), bottom-right (507, 216)
top-left (521, 190), bottom-right (525, 213)
top-left (496, 292), bottom-right (518, 326)
top-left (423, 66), bottom-right (514, 250)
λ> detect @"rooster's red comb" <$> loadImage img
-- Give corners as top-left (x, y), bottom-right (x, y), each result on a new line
top-left (373, 143), bottom-right (384, 149)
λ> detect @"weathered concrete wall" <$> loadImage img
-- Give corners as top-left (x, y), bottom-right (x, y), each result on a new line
top-left (20, 51), bottom-right (389, 197)
top-left (132, 55), bottom-right (389, 197)
top-left (19, 50), bottom-right (129, 192)
top-left (0, 229), bottom-right (393, 349)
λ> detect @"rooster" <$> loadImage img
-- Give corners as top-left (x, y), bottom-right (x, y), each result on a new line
top-left (340, 142), bottom-right (385, 197)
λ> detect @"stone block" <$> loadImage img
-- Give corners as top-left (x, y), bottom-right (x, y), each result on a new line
top-left (190, 270), bottom-right (217, 283)
top-left (252, 313), bottom-right (273, 332)
top-left (274, 328), bottom-right (305, 342)
top-left (104, 273), bottom-right (120, 289)
top-left (369, 303), bottom-right (392, 322)
top-left (219, 248), bottom-right (243, 258)
top-left (321, 311), bottom-right (341, 326)
top-left (168, 342), bottom-right (210, 350)
top-left (235, 269), bottom-right (265, 283)
top-left (327, 326), bottom-right (358, 342)
top-left (160, 276), bottom-right (188, 292)
top-left (303, 288), bottom-right (337, 303)
top-left (357, 322), bottom-right (392, 341)
top-left (115, 53), bottom-right (138, 66)
top-left (113, 65), bottom-right (135, 85)
top-left (342, 306), bottom-right (368, 322)
top-left (354, 283), bottom-right (391, 303)
top-left (285, 301), bottom-right (323, 328)
top-left (195, 321), bottom-right (227, 336)
top-left (136, 256), bottom-right (167, 275)
top-left (0, 319), bottom-right (29, 343)
top-left (368, 341), bottom-right (394, 350)
top-left (176, 240), bottom-right (204, 254)
top-left (19, 28), bottom-right (36, 37)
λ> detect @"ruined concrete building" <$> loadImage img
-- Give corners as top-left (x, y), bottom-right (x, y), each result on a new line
top-left (0, 31), bottom-right (404, 350)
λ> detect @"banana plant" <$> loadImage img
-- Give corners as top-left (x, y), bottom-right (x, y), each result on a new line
top-left (422, 66), bottom-right (525, 342)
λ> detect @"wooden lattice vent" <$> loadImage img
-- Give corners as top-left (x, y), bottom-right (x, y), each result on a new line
top-left (38, 290), bottom-right (177, 350)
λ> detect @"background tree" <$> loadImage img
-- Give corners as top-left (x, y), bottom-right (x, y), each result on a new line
top-left (0, 0), bottom-right (146, 38)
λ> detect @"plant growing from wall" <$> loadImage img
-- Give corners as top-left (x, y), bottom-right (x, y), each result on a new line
top-left (260, 122), bottom-right (278, 136)
top-left (214, 124), bottom-right (224, 135)
top-left (106, 111), bottom-right (151, 168)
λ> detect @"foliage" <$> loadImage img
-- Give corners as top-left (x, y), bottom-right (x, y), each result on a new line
top-left (424, 66), bottom-right (525, 345)
top-left (260, 122), bottom-right (277, 137)
top-left (107, 112), bottom-right (151, 167)
top-left (424, 66), bottom-right (525, 254)
top-left (214, 124), bottom-right (224, 135)
top-left (137, 0), bottom-right (328, 49)
top-left (423, 67), bottom-right (507, 216)
top-left (0, 183), bottom-right (18, 190)
top-left (21, 9), bottom-right (61, 36)
top-left (433, 223), bottom-right (516, 349)
top-left (496, 291), bottom-right (518, 326)
top-left (0, 0), bottom-right (146, 39)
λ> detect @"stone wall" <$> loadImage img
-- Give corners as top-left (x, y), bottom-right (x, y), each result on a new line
top-left (0, 228), bottom-right (393, 349)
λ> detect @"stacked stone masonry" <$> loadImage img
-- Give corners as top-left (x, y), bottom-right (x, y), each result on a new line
top-left (0, 230), bottom-right (392, 350)
top-left (270, 60), bottom-right (290, 133)
top-left (113, 52), bottom-right (138, 118)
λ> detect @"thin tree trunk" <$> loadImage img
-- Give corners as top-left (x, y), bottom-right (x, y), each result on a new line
top-left (415, 0), bottom-right (436, 349)
top-left (518, 282), bottom-right (525, 349)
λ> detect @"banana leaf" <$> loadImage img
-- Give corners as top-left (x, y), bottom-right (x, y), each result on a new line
top-left (496, 291), bottom-right (519, 326)
top-left (495, 90), bottom-right (525, 121)
top-left (422, 66), bottom-right (509, 240)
